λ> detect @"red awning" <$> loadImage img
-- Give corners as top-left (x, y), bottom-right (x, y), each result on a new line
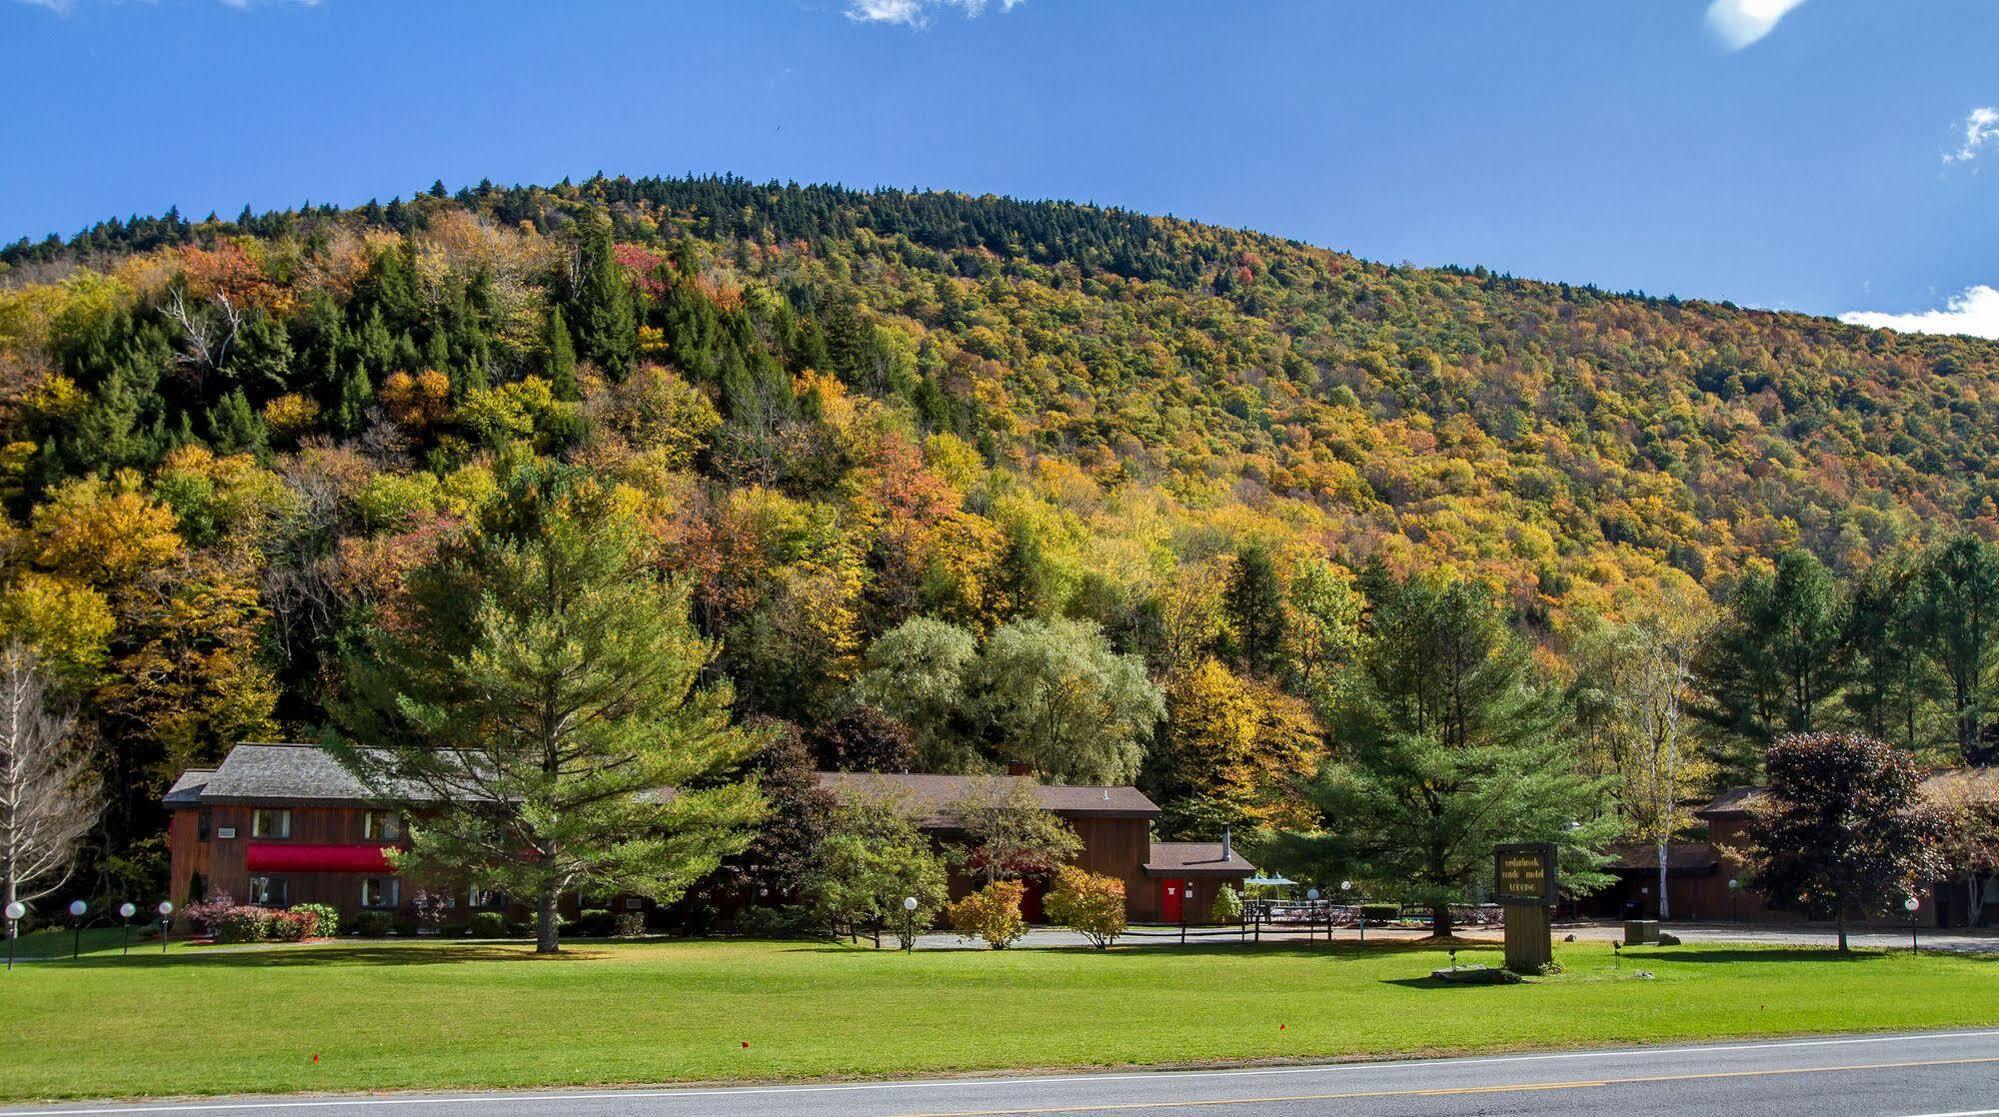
top-left (245, 842), bottom-right (397, 873)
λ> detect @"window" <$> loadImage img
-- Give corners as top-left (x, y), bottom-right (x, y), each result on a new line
top-left (363, 811), bottom-right (402, 841)
top-left (361, 878), bottom-right (400, 910)
top-left (197, 809), bottom-right (212, 841)
top-left (470, 888), bottom-right (506, 909)
top-left (251, 809), bottom-right (291, 839)
top-left (247, 876), bottom-right (289, 907)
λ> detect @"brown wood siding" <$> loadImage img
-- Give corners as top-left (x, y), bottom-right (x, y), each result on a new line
top-left (1067, 817), bottom-right (1153, 921)
top-left (172, 804), bottom-right (410, 923)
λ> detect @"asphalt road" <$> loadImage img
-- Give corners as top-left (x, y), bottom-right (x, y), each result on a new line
top-left (4, 1030), bottom-right (1997, 1117)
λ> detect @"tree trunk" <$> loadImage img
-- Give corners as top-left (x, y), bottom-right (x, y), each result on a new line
top-left (536, 887), bottom-right (561, 954)
top-left (1657, 840), bottom-right (1670, 922)
top-left (1431, 901), bottom-right (1453, 939)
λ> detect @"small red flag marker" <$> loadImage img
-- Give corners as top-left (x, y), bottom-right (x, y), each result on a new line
top-left (741, 1041), bottom-right (750, 1049)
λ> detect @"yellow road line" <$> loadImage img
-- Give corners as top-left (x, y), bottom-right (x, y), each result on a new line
top-left (894, 1055), bottom-right (1999, 1115)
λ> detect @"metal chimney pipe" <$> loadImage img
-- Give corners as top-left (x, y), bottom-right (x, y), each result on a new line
top-left (1223, 824), bottom-right (1233, 862)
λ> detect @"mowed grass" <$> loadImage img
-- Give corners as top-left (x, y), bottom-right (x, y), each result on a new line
top-left (0, 935), bottom-right (1995, 1101)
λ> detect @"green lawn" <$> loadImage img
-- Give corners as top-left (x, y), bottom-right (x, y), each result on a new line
top-left (0, 936), bottom-right (1995, 1101)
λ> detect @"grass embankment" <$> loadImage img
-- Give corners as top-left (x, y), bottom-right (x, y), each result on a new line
top-left (0, 936), bottom-right (1993, 1100)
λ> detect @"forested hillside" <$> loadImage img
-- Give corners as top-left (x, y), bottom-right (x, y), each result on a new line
top-left (6, 174), bottom-right (1999, 895)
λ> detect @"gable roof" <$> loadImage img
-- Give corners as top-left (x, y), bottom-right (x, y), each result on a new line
top-left (815, 771), bottom-right (1159, 826)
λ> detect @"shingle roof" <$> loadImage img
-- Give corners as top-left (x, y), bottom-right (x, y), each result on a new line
top-left (1698, 768), bottom-right (1999, 820)
top-left (162, 769), bottom-right (214, 807)
top-left (815, 771), bottom-right (1159, 826)
top-left (1695, 787), bottom-right (1766, 818)
top-left (1143, 841), bottom-right (1259, 878)
top-left (178, 742), bottom-right (423, 807)
top-left (1604, 840), bottom-right (1720, 874)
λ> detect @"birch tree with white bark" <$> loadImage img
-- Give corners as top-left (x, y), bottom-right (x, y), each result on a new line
top-left (0, 641), bottom-right (101, 922)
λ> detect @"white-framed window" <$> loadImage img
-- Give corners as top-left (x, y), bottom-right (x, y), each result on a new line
top-left (363, 810), bottom-right (402, 840)
top-left (248, 876), bottom-right (289, 906)
top-left (470, 888), bottom-right (506, 909)
top-left (251, 809), bottom-right (291, 839)
top-left (361, 878), bottom-right (400, 910)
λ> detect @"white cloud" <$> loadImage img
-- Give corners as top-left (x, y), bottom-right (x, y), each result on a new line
top-left (1944, 106), bottom-right (1999, 165)
top-left (846, 0), bottom-right (1021, 29)
top-left (1839, 286), bottom-right (1999, 340)
top-left (1704, 0), bottom-right (1808, 50)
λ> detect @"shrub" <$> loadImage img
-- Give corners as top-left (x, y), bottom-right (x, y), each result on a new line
top-left (947, 881), bottom-right (1027, 950)
top-left (183, 893), bottom-right (238, 937)
top-left (573, 909), bottom-right (618, 937)
top-left (353, 911), bottom-right (394, 938)
top-left (211, 906), bottom-right (276, 944)
top-left (288, 903), bottom-right (340, 938)
top-left (1209, 884), bottom-right (1244, 924)
top-left (613, 911), bottom-right (647, 938)
top-left (267, 909), bottom-right (317, 942)
top-left (468, 911), bottom-right (507, 939)
top-left (1044, 866), bottom-right (1126, 949)
top-left (737, 904), bottom-right (824, 940)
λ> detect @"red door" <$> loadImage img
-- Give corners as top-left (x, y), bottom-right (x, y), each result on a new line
top-left (1160, 880), bottom-right (1183, 923)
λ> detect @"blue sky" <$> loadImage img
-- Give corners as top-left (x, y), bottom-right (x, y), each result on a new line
top-left (4, 0), bottom-right (1997, 333)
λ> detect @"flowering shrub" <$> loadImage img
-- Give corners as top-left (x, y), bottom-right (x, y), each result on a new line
top-left (411, 888), bottom-right (453, 933)
top-left (289, 903), bottom-right (340, 938)
top-left (1044, 866), bottom-right (1127, 949)
top-left (947, 881), bottom-right (1027, 950)
top-left (183, 893), bottom-right (239, 937)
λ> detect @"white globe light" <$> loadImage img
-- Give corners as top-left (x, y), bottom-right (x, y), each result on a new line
top-left (1905, 896), bottom-right (1921, 912)
top-left (118, 902), bottom-right (137, 919)
top-left (3, 902), bottom-right (23, 921)
top-left (157, 901), bottom-right (175, 917)
top-left (68, 900), bottom-right (87, 918)
top-left (903, 896), bottom-right (919, 912)
top-left (1306, 888), bottom-right (1320, 901)
top-left (1340, 880), bottom-right (1352, 892)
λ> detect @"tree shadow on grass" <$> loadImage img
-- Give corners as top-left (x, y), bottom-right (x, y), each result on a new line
top-left (43, 943), bottom-right (604, 969)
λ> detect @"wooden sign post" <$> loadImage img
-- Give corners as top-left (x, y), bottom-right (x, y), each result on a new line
top-left (1494, 843), bottom-right (1557, 973)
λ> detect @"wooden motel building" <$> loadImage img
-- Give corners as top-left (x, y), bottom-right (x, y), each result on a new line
top-left (1584, 768), bottom-right (1999, 928)
top-left (166, 743), bottom-right (1259, 927)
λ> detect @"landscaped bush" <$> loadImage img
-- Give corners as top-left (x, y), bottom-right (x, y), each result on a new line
top-left (736, 904), bottom-right (824, 940)
top-left (267, 909), bottom-right (318, 942)
top-left (468, 912), bottom-right (507, 938)
top-left (1209, 885), bottom-right (1244, 924)
top-left (572, 909), bottom-right (617, 938)
top-left (613, 911), bottom-right (646, 938)
top-left (1360, 903), bottom-right (1401, 922)
top-left (947, 881), bottom-right (1027, 950)
top-left (210, 906), bottom-right (276, 944)
top-left (1044, 867), bottom-right (1126, 949)
top-left (183, 893), bottom-right (238, 937)
top-left (288, 904), bottom-right (340, 938)
top-left (352, 911), bottom-right (394, 938)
